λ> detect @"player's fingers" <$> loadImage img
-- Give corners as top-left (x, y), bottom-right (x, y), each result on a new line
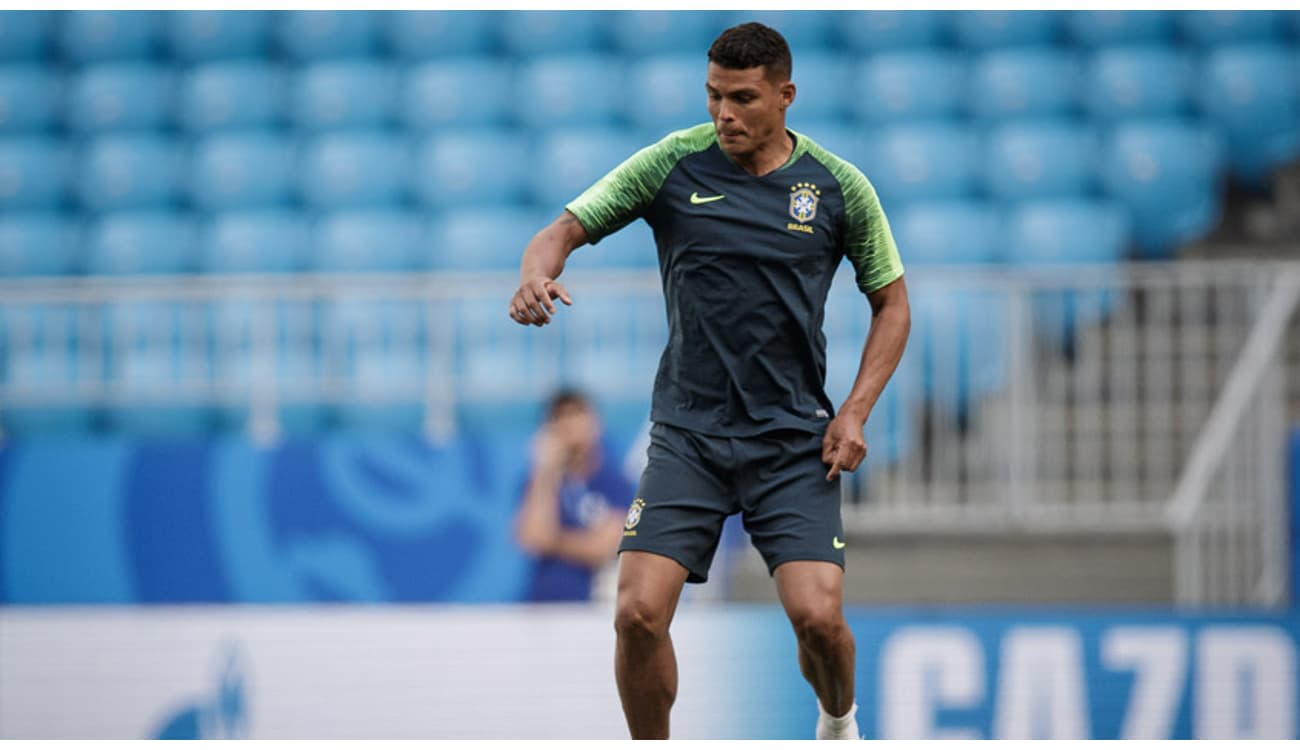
top-left (844, 443), bottom-right (867, 473)
top-left (822, 433), bottom-right (837, 464)
top-left (826, 445), bottom-right (843, 481)
top-left (548, 280), bottom-right (573, 306)
top-left (521, 285), bottom-right (551, 325)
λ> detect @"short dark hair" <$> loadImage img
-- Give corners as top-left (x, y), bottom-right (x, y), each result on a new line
top-left (707, 22), bottom-right (792, 81)
top-left (544, 387), bottom-right (592, 421)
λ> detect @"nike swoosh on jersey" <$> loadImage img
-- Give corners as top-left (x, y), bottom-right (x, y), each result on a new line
top-left (689, 192), bottom-right (725, 204)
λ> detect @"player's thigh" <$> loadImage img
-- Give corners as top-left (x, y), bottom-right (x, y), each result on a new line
top-left (740, 429), bottom-right (846, 575)
top-left (619, 424), bottom-right (735, 584)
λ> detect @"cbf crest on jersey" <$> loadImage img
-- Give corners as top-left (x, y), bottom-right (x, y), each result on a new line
top-left (789, 182), bottom-right (821, 223)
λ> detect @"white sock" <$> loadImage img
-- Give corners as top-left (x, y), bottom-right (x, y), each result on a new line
top-left (816, 701), bottom-right (859, 740)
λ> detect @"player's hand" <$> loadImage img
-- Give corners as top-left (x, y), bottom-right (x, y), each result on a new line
top-left (509, 276), bottom-right (572, 327)
top-left (822, 412), bottom-right (867, 481)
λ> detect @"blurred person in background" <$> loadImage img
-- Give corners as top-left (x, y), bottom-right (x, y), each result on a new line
top-left (514, 388), bottom-right (633, 602)
top-left (509, 22), bottom-right (909, 739)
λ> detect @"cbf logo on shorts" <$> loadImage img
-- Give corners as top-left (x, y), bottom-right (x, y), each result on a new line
top-left (624, 497), bottom-right (645, 537)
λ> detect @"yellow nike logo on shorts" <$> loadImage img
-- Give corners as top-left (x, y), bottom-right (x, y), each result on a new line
top-left (833, 537), bottom-right (846, 550)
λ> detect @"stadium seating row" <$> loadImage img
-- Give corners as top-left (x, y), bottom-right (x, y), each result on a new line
top-left (2, 44), bottom-right (1294, 135)
top-left (1, 10), bottom-right (1297, 63)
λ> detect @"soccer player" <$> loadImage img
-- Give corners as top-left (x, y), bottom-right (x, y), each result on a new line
top-left (508, 22), bottom-right (909, 740)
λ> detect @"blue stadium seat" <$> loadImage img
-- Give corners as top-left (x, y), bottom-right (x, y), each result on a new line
top-left (500, 11), bottom-right (604, 56)
top-left (907, 285), bottom-right (1010, 421)
top-left (514, 55), bottom-right (625, 129)
top-left (0, 214), bottom-right (79, 276)
top-left (984, 121), bottom-right (1098, 201)
top-left (1179, 11), bottom-right (1285, 45)
top-left (384, 10), bottom-right (497, 58)
top-left (835, 11), bottom-right (944, 53)
top-left (300, 133), bottom-right (409, 209)
top-left (561, 296), bottom-right (663, 403)
top-left (178, 62), bottom-right (287, 133)
top-left (968, 47), bottom-right (1080, 120)
top-left (628, 55), bottom-right (706, 133)
top-left (609, 11), bottom-right (725, 56)
top-left (84, 212), bottom-right (198, 275)
top-left (104, 301), bottom-right (213, 437)
top-left (412, 129), bottom-right (529, 210)
top-left (1101, 121), bottom-right (1224, 258)
top-left (531, 129), bottom-right (643, 212)
top-left (166, 10), bottom-right (273, 61)
top-left (292, 61), bottom-right (399, 132)
top-left (1197, 44), bottom-right (1300, 185)
top-left (722, 11), bottom-right (834, 54)
top-left (0, 137), bottom-right (71, 210)
top-left (852, 51), bottom-right (964, 123)
top-left (191, 133), bottom-right (296, 211)
top-left (0, 66), bottom-right (62, 131)
top-left (788, 54), bottom-right (853, 121)
top-left (201, 210), bottom-right (310, 273)
top-left (793, 121), bottom-right (868, 168)
top-left (314, 210), bottom-right (425, 272)
top-left (949, 11), bottom-right (1060, 48)
top-left (77, 135), bottom-right (185, 211)
top-left (824, 341), bottom-right (918, 469)
top-left (1083, 45), bottom-right (1194, 121)
top-left (401, 59), bottom-right (512, 131)
top-left (66, 64), bottom-right (175, 133)
top-left (1065, 11), bottom-right (1174, 46)
top-left (0, 11), bottom-right (55, 60)
top-left (277, 11), bottom-right (380, 60)
top-left (58, 11), bottom-right (163, 62)
top-left (860, 124), bottom-right (980, 210)
top-left (890, 201), bottom-right (1002, 265)
top-left (1007, 199), bottom-right (1130, 349)
top-left (429, 208), bottom-right (542, 271)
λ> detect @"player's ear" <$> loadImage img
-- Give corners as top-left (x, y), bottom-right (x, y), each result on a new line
top-left (779, 81), bottom-right (795, 111)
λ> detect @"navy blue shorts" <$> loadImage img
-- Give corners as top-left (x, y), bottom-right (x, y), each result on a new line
top-left (619, 423), bottom-right (845, 584)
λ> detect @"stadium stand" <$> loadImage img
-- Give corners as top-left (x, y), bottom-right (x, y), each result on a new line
top-left (165, 10), bottom-right (273, 62)
top-left (0, 65), bottom-right (62, 131)
top-left (178, 61), bottom-right (288, 132)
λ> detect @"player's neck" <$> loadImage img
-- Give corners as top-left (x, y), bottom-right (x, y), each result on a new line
top-left (732, 128), bottom-right (795, 177)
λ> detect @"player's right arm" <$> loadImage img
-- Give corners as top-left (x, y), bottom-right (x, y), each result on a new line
top-left (509, 211), bottom-right (589, 327)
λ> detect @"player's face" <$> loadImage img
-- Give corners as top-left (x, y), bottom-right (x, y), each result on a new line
top-left (705, 63), bottom-right (795, 159)
top-left (550, 401), bottom-right (600, 454)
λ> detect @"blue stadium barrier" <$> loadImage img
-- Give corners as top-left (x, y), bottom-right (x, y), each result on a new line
top-left (1179, 10), bottom-right (1286, 45)
top-left (852, 51), bottom-right (965, 123)
top-left (968, 47), bottom-right (1081, 120)
top-left (77, 135), bottom-right (186, 211)
top-left (299, 133), bottom-right (409, 209)
top-left (609, 10), bottom-right (725, 56)
top-left (66, 63), bottom-right (175, 133)
top-left (412, 129), bottom-right (530, 210)
top-left (789, 54), bottom-right (853, 120)
top-left (276, 10), bottom-right (380, 60)
top-left (178, 61), bottom-right (288, 132)
top-left (1101, 120), bottom-right (1224, 259)
top-left (0, 10), bottom-right (55, 61)
top-left (530, 128), bottom-right (643, 212)
top-left (84, 211), bottom-right (198, 275)
top-left (860, 123), bottom-right (980, 210)
top-left (401, 59), bottom-right (513, 131)
top-left (314, 210), bottom-right (425, 272)
top-left (907, 285), bottom-right (1010, 422)
top-left (628, 55), bottom-right (707, 133)
top-left (1083, 45), bottom-right (1195, 121)
top-left (58, 10), bottom-right (163, 62)
top-left (291, 61), bottom-right (399, 132)
top-left (190, 133), bottom-right (297, 212)
top-left (514, 55), bottom-right (625, 129)
top-left (0, 339), bottom-right (93, 435)
top-left (1065, 10), bottom-right (1174, 46)
top-left (166, 10), bottom-right (273, 62)
top-left (326, 298), bottom-right (430, 433)
top-left (384, 10), bottom-right (498, 59)
top-left (823, 340), bottom-right (918, 470)
top-left (0, 136), bottom-right (70, 210)
top-left (1007, 199), bottom-right (1131, 347)
top-left (0, 213), bottom-right (80, 276)
top-left (984, 120), bottom-right (1098, 201)
top-left (1197, 44), bottom-right (1300, 185)
top-left (949, 10), bottom-right (1060, 49)
top-left (428, 207), bottom-right (542, 271)
top-left (103, 301), bottom-right (213, 437)
top-left (500, 10), bottom-right (605, 56)
top-left (723, 10), bottom-right (834, 56)
top-left (561, 295), bottom-right (662, 402)
top-left (200, 210), bottom-right (311, 274)
top-left (0, 65), bottom-right (62, 132)
top-left (890, 200), bottom-right (1003, 265)
top-left (835, 10), bottom-right (944, 53)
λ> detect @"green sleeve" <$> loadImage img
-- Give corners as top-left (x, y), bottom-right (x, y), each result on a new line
top-left (565, 123), bottom-right (716, 244)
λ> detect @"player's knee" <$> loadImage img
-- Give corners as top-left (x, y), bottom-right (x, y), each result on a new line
top-left (790, 604), bottom-right (848, 651)
top-left (614, 597), bottom-right (670, 643)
